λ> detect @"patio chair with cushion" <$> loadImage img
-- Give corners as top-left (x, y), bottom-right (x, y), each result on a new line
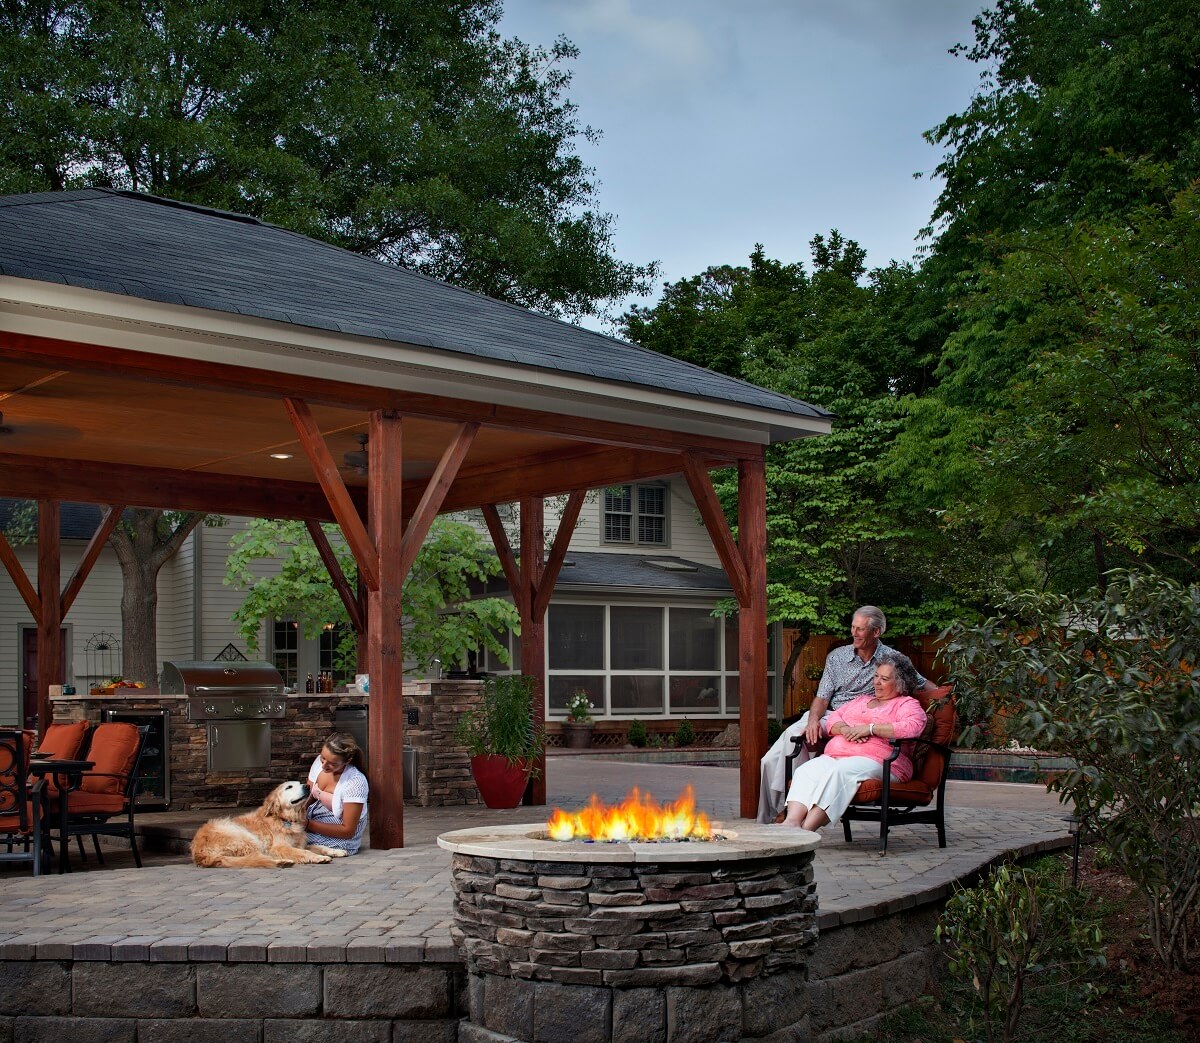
top-left (0, 728), bottom-right (47, 875)
top-left (785, 685), bottom-right (957, 855)
top-left (36, 721), bottom-right (91, 762)
top-left (46, 722), bottom-right (149, 868)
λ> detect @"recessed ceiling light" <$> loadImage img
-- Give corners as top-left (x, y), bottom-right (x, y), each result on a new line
top-left (269, 452), bottom-right (294, 460)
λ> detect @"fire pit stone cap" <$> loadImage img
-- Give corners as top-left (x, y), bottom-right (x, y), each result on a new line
top-left (436, 822), bottom-right (820, 863)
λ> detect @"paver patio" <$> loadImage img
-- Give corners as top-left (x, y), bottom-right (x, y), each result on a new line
top-left (0, 760), bottom-right (1073, 961)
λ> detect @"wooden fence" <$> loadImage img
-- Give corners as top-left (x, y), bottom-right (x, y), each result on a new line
top-left (780, 631), bottom-right (950, 719)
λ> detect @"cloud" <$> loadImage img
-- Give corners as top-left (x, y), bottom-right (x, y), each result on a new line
top-left (530, 0), bottom-right (723, 96)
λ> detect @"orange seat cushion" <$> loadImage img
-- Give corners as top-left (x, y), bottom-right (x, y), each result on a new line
top-left (39, 721), bottom-right (89, 761)
top-left (854, 778), bottom-right (934, 806)
top-left (52, 791), bottom-right (127, 816)
top-left (38, 722), bottom-right (92, 797)
top-left (80, 723), bottom-right (140, 795)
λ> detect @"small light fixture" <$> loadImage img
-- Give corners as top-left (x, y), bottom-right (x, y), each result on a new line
top-left (269, 452), bottom-right (294, 460)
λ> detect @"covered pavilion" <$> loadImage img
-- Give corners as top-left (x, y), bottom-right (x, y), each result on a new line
top-left (0, 188), bottom-right (832, 846)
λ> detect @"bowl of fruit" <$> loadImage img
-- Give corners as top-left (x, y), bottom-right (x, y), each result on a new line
top-left (90, 677), bottom-right (146, 695)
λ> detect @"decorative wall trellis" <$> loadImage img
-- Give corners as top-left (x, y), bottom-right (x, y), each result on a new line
top-left (84, 632), bottom-right (122, 682)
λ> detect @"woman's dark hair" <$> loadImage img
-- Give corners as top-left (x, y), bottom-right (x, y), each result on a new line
top-left (323, 731), bottom-right (363, 768)
top-left (879, 652), bottom-right (920, 697)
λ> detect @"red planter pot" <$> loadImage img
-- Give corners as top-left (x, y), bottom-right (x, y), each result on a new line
top-left (469, 754), bottom-right (533, 809)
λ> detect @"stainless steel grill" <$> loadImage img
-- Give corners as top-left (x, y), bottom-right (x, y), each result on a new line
top-left (161, 661), bottom-right (287, 772)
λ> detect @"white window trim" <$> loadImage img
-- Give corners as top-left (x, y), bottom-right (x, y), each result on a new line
top-left (602, 483), bottom-right (671, 548)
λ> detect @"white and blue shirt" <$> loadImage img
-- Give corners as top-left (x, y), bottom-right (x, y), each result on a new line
top-left (306, 756), bottom-right (369, 854)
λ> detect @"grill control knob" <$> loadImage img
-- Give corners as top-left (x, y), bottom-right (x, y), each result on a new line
top-left (205, 702), bottom-right (217, 715)
top-left (233, 703), bottom-right (245, 715)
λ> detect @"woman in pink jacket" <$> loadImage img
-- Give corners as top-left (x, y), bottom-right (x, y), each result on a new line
top-left (781, 653), bottom-right (927, 833)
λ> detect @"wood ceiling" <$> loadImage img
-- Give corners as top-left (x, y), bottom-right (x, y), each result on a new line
top-left (0, 335), bottom-right (747, 521)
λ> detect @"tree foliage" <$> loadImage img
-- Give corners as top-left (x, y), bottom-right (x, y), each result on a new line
top-left (890, 0), bottom-right (1200, 598)
top-left (942, 570), bottom-right (1200, 971)
top-left (225, 517), bottom-right (518, 677)
top-left (623, 239), bottom-right (968, 637)
top-left (0, 0), bottom-right (653, 318)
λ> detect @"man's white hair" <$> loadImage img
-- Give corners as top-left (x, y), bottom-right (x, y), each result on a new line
top-left (853, 605), bottom-right (887, 636)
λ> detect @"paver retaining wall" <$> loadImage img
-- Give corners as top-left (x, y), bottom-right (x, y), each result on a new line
top-left (0, 958), bottom-right (466, 1042)
top-left (0, 903), bottom-right (946, 1042)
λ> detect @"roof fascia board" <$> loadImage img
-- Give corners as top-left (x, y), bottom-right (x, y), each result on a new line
top-left (0, 277), bottom-right (831, 444)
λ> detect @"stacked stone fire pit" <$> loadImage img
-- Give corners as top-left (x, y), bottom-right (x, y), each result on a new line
top-left (439, 823), bottom-right (821, 1043)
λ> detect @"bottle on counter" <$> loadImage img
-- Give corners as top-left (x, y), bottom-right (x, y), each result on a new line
top-left (306, 673), bottom-right (315, 693)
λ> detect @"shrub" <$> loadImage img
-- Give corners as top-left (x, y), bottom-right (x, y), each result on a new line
top-left (937, 858), bottom-right (1104, 1043)
top-left (767, 718), bottom-right (784, 745)
top-left (942, 569), bottom-right (1200, 971)
top-left (673, 718), bottom-right (696, 747)
top-left (626, 719), bottom-right (648, 747)
top-left (454, 674), bottom-right (546, 768)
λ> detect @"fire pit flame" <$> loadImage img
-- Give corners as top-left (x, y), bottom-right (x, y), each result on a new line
top-left (545, 784), bottom-right (714, 842)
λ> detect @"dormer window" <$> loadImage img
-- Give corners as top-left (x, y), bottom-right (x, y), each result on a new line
top-left (604, 484), bottom-right (667, 546)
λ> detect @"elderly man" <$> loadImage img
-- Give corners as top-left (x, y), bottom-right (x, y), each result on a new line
top-left (757, 605), bottom-right (940, 823)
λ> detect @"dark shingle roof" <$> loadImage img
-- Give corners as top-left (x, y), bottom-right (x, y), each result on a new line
top-left (482, 551), bottom-right (732, 595)
top-left (0, 189), bottom-right (831, 423)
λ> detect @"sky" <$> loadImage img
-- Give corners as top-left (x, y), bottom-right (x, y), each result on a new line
top-left (497, 0), bottom-right (986, 325)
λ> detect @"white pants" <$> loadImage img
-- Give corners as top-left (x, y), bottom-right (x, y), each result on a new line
top-left (758, 711), bottom-right (829, 822)
top-left (785, 755), bottom-right (883, 826)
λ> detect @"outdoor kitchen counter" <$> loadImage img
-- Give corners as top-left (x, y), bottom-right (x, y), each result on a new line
top-left (50, 678), bottom-right (486, 811)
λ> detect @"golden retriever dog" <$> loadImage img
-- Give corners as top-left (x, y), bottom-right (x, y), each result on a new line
top-left (192, 780), bottom-right (348, 868)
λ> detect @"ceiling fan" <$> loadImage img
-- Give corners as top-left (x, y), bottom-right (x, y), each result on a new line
top-left (342, 433), bottom-right (368, 475)
top-left (0, 410), bottom-right (83, 444)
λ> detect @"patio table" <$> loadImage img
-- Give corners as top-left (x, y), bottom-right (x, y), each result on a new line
top-left (28, 756), bottom-right (94, 873)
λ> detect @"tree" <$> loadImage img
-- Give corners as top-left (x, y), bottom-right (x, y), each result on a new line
top-left (623, 238), bottom-right (969, 693)
top-left (923, 0), bottom-right (1200, 270)
top-left (891, 0), bottom-right (1200, 597)
top-left (0, 0), bottom-right (650, 675)
top-left (112, 510), bottom-right (206, 684)
top-left (0, 0), bottom-right (653, 317)
top-left (225, 517), bottom-right (518, 676)
top-left (942, 570), bottom-right (1200, 971)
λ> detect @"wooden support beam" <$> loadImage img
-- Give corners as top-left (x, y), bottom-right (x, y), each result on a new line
top-left (399, 422), bottom-right (478, 580)
top-left (737, 453), bottom-right (768, 820)
top-left (481, 505), bottom-right (522, 614)
top-left (366, 410), bottom-right (405, 849)
top-left (284, 396), bottom-right (379, 590)
top-left (305, 520), bottom-right (364, 635)
top-left (37, 501), bottom-right (61, 735)
top-left (0, 526), bottom-right (40, 619)
top-left (0, 451), bottom-right (347, 521)
top-left (533, 489), bottom-right (585, 621)
top-left (681, 453), bottom-right (750, 606)
top-left (519, 496), bottom-right (547, 806)
top-left (444, 446), bottom-right (681, 514)
top-left (0, 444), bottom-right (690, 526)
top-left (60, 505), bottom-right (123, 618)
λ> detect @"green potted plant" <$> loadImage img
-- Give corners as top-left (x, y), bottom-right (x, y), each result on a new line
top-left (454, 674), bottom-right (546, 808)
top-left (563, 690), bottom-right (596, 749)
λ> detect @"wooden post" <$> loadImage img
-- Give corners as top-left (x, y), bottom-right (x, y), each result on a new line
top-left (737, 454), bottom-right (768, 819)
top-left (519, 496), bottom-right (546, 805)
top-left (36, 500), bottom-right (61, 739)
top-left (367, 411), bottom-right (405, 848)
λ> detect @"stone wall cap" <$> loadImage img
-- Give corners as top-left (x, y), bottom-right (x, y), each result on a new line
top-left (437, 822), bottom-right (820, 863)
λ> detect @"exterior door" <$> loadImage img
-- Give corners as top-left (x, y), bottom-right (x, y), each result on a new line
top-left (21, 627), bottom-right (69, 729)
